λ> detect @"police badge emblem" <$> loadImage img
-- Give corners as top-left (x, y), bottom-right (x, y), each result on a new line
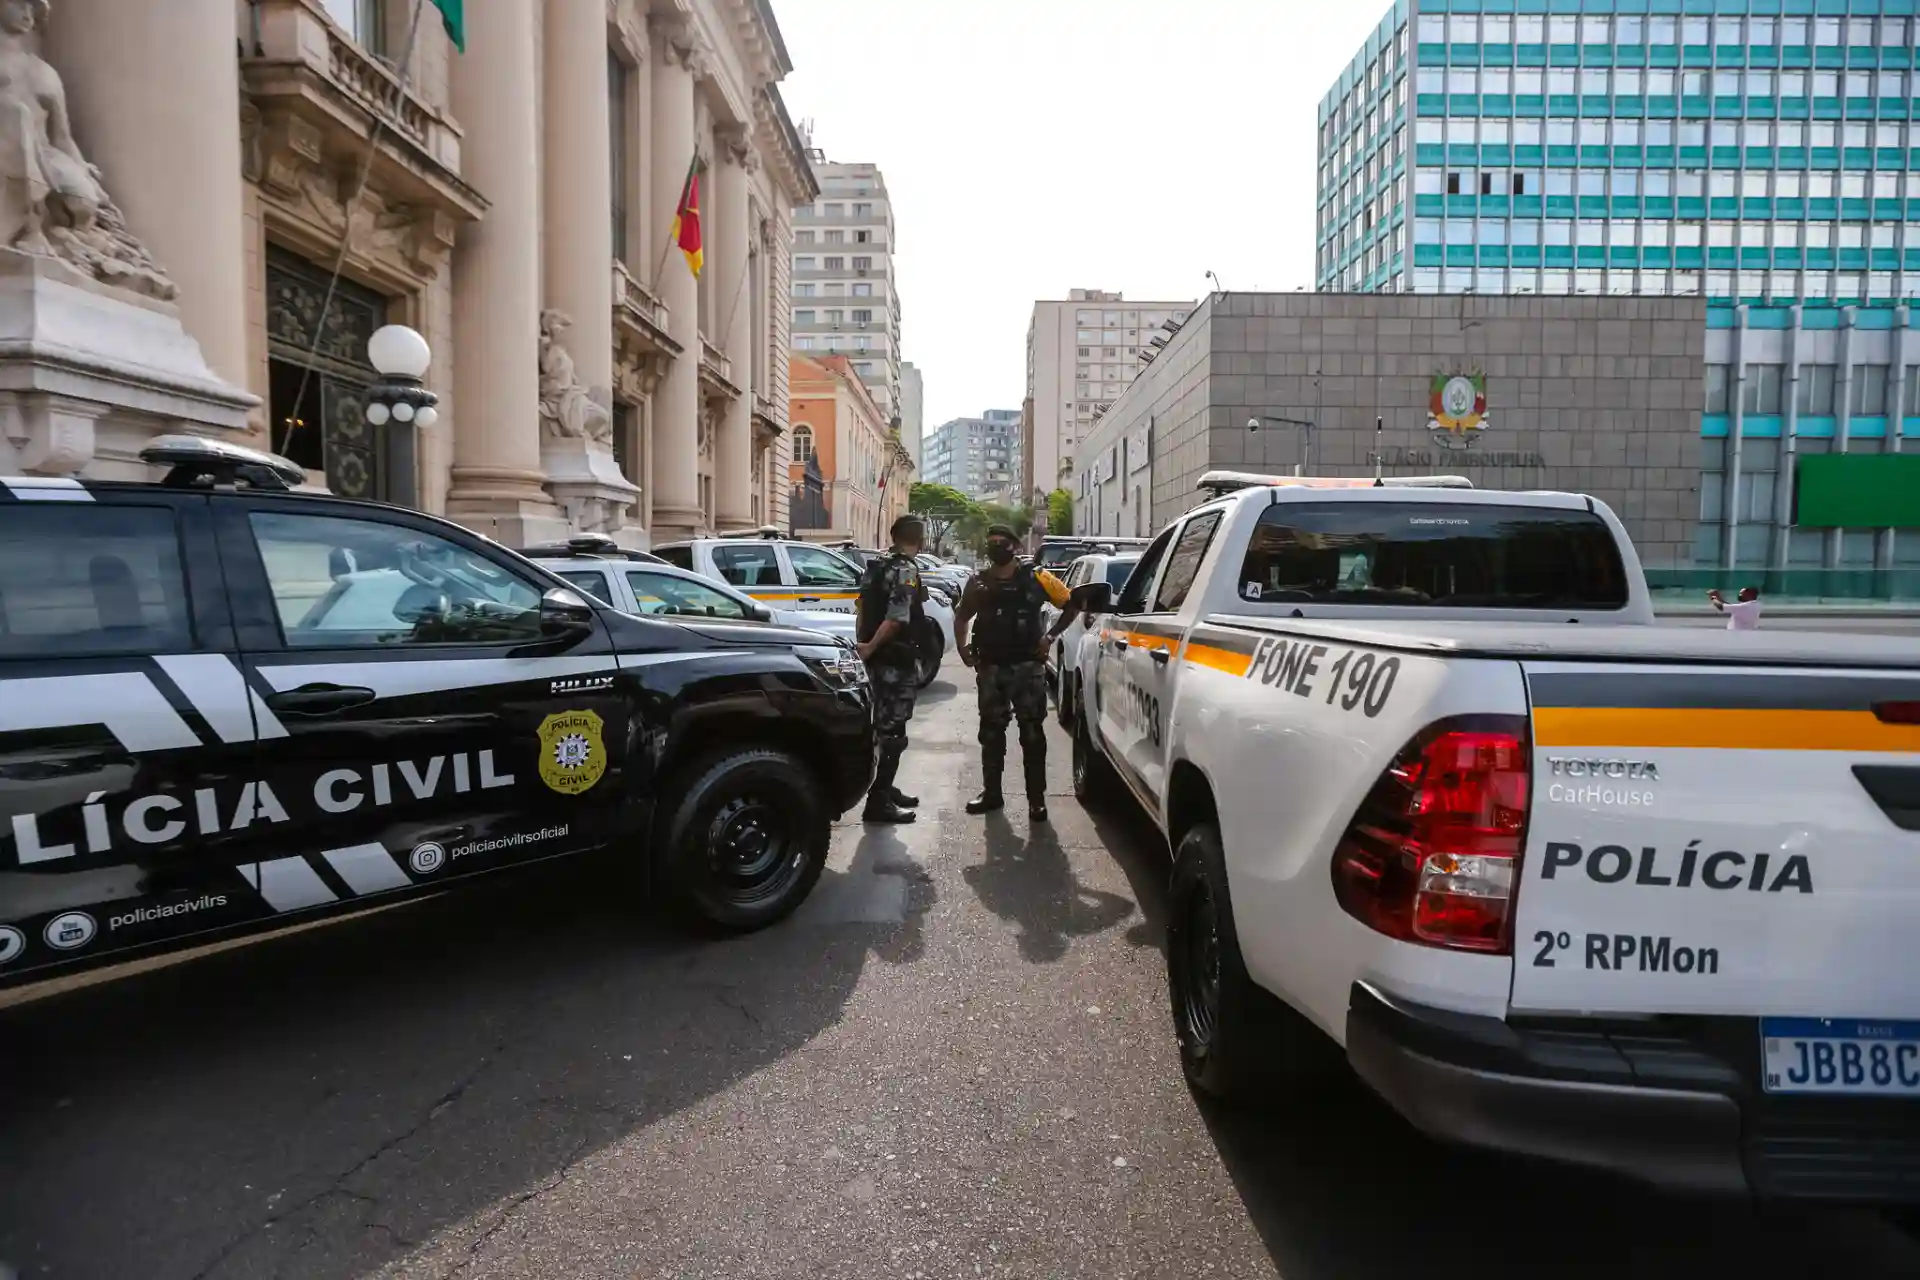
top-left (537, 709), bottom-right (607, 795)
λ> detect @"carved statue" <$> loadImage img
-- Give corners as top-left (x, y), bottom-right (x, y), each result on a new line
top-left (0, 0), bottom-right (174, 298)
top-left (538, 309), bottom-right (613, 446)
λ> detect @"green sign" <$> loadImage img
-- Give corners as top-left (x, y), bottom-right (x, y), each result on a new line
top-left (1795, 454), bottom-right (1920, 528)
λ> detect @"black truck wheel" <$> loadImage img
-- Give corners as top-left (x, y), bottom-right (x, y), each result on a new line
top-left (654, 747), bottom-right (828, 931)
top-left (1167, 823), bottom-right (1335, 1102)
top-left (915, 619), bottom-right (944, 688)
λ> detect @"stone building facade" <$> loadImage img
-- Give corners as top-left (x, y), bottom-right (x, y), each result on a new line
top-left (12, 0), bottom-right (815, 549)
top-left (1072, 292), bottom-right (1708, 569)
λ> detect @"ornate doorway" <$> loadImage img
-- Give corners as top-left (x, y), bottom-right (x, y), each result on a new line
top-left (265, 246), bottom-right (409, 503)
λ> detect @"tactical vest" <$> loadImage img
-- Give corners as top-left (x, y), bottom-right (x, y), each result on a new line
top-left (971, 561), bottom-right (1049, 666)
top-left (857, 552), bottom-right (925, 665)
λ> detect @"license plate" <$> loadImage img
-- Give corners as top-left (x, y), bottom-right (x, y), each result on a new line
top-left (1760, 1018), bottom-right (1920, 1097)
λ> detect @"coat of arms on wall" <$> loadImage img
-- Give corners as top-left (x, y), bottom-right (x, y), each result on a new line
top-left (1428, 371), bottom-right (1489, 451)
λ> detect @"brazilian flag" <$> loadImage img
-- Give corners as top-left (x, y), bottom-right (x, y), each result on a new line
top-left (430, 0), bottom-right (464, 52)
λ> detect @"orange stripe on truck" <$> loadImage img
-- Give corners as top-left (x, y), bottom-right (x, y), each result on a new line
top-left (1533, 706), bottom-right (1920, 753)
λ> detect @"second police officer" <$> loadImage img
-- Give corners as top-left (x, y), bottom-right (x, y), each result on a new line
top-left (854, 514), bottom-right (928, 824)
top-left (953, 524), bottom-right (1083, 823)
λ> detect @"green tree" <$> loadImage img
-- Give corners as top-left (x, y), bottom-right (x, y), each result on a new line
top-left (908, 481), bottom-right (978, 553)
top-left (1045, 488), bottom-right (1073, 535)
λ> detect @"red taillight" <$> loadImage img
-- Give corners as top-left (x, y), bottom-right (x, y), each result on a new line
top-left (1331, 716), bottom-right (1531, 954)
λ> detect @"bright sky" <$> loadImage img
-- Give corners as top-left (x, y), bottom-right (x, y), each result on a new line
top-left (776, 0), bottom-right (1392, 439)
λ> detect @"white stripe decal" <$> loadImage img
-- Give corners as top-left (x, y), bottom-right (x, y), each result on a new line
top-left (239, 857), bottom-right (338, 912)
top-left (321, 843), bottom-right (413, 895)
top-left (253, 655), bottom-right (621, 701)
top-left (153, 654), bottom-right (260, 745)
top-left (1, 477), bottom-right (93, 502)
top-left (248, 690), bottom-right (289, 740)
top-left (615, 652), bottom-right (731, 671)
top-left (0, 672), bottom-right (200, 752)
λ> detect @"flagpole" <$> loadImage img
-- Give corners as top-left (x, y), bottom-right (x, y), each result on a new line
top-left (652, 151), bottom-right (700, 294)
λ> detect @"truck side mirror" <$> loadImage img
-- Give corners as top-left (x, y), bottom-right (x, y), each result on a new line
top-left (1073, 581), bottom-right (1112, 615)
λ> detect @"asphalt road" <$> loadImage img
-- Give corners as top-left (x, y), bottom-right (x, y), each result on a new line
top-left (3, 659), bottom-right (1919, 1279)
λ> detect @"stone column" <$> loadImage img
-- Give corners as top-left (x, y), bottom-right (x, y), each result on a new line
top-left (647, 20), bottom-right (704, 537)
top-left (542, 0), bottom-right (613, 403)
top-left (47, 0), bottom-right (250, 392)
top-left (713, 128), bottom-right (755, 528)
top-left (446, 0), bottom-right (565, 541)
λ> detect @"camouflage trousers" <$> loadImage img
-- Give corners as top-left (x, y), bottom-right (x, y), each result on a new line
top-left (869, 658), bottom-right (917, 795)
top-left (975, 660), bottom-right (1048, 785)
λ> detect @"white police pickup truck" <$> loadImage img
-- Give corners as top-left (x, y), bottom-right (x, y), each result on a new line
top-left (1069, 471), bottom-right (1920, 1202)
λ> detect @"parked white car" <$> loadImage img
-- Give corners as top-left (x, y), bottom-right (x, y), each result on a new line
top-left (1069, 470), bottom-right (1920, 1203)
top-left (527, 551), bottom-right (856, 643)
top-left (1042, 551), bottom-right (1140, 728)
top-left (656, 532), bottom-right (954, 687)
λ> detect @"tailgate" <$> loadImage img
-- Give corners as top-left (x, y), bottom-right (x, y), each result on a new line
top-left (1511, 662), bottom-right (1920, 1020)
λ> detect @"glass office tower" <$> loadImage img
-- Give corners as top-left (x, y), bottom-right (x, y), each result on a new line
top-left (1315, 0), bottom-right (1919, 574)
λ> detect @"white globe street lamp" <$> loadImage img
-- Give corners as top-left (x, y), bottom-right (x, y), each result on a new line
top-left (364, 324), bottom-right (440, 431)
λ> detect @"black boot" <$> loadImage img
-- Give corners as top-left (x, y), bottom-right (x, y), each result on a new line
top-left (1023, 742), bottom-right (1049, 823)
top-left (862, 798), bottom-right (916, 823)
top-left (968, 740), bottom-right (1005, 814)
top-left (888, 786), bottom-right (920, 807)
top-left (965, 783), bottom-right (1004, 814)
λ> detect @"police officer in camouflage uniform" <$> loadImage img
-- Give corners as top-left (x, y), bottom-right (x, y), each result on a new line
top-left (855, 514), bottom-right (928, 824)
top-left (954, 524), bottom-right (1080, 823)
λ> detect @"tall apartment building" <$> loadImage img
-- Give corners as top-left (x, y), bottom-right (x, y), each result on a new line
top-left (900, 361), bottom-right (925, 470)
top-left (1315, 0), bottom-right (1919, 572)
top-left (1317, 1), bottom-right (1918, 303)
top-left (790, 156), bottom-right (903, 423)
top-left (922, 410), bottom-right (1022, 500)
top-left (1024, 290), bottom-right (1192, 503)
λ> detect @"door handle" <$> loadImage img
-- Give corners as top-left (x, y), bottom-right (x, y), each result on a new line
top-left (264, 683), bottom-right (377, 716)
top-left (1112, 637), bottom-right (1130, 650)
top-left (1149, 649), bottom-right (1170, 666)
top-left (797, 596), bottom-right (823, 603)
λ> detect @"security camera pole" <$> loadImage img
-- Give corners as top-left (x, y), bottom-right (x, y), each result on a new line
top-left (1245, 414), bottom-right (1316, 476)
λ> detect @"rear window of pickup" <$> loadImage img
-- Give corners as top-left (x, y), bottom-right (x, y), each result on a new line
top-left (1236, 501), bottom-right (1629, 610)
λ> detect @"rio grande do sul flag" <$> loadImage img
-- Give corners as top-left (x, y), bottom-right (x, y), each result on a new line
top-left (673, 164), bottom-right (704, 278)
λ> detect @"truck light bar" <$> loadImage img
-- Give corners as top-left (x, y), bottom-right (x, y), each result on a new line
top-left (1195, 470), bottom-right (1474, 497)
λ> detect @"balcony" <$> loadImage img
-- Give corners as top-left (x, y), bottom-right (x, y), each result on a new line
top-left (611, 259), bottom-right (680, 394)
top-left (699, 337), bottom-right (741, 401)
top-left (240, 0), bottom-right (483, 273)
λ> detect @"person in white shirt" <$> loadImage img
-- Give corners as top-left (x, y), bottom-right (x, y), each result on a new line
top-left (1708, 586), bottom-right (1762, 631)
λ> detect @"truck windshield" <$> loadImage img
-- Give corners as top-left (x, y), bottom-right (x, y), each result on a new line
top-left (1236, 502), bottom-right (1629, 609)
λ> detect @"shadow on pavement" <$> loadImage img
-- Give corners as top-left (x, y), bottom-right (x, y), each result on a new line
top-left (960, 810), bottom-right (1135, 963)
top-left (0, 849), bottom-right (928, 1280)
top-left (1200, 1042), bottom-right (1920, 1278)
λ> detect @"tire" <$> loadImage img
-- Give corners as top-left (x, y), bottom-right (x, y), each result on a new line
top-left (653, 746), bottom-right (829, 932)
top-left (1166, 823), bottom-right (1336, 1103)
top-left (1071, 699), bottom-right (1119, 805)
top-left (915, 620), bottom-right (943, 688)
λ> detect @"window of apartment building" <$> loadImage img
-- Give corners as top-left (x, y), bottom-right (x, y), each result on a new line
top-left (1705, 365), bottom-right (1731, 413)
top-left (1852, 365), bottom-right (1891, 416)
top-left (824, 309), bottom-right (843, 324)
top-left (1549, 69), bottom-right (1576, 95)
top-left (1549, 15), bottom-right (1575, 42)
top-left (795, 256), bottom-right (815, 270)
top-left (852, 256), bottom-right (872, 271)
top-left (795, 309), bottom-right (815, 325)
top-left (851, 309), bottom-right (873, 324)
top-left (793, 282), bottom-right (814, 297)
top-left (824, 229), bottom-right (845, 245)
top-left (852, 283), bottom-right (873, 297)
top-left (1797, 364), bottom-right (1837, 414)
top-left (1077, 347), bottom-right (1089, 357)
top-left (822, 283), bottom-right (844, 297)
top-left (794, 230), bottom-right (815, 246)
top-left (852, 202), bottom-right (872, 218)
top-left (824, 203), bottom-right (844, 217)
top-left (1743, 365), bottom-right (1784, 415)
top-left (823, 256), bottom-right (844, 271)
top-left (855, 230), bottom-right (871, 244)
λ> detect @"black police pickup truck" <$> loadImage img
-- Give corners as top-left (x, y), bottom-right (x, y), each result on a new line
top-left (0, 437), bottom-right (874, 985)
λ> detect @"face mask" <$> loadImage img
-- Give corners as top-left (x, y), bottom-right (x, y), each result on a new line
top-left (986, 544), bottom-right (1015, 565)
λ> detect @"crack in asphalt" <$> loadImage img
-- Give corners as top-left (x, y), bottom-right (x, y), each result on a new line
top-left (440, 1132), bottom-right (595, 1279)
top-left (185, 1044), bottom-right (506, 1280)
